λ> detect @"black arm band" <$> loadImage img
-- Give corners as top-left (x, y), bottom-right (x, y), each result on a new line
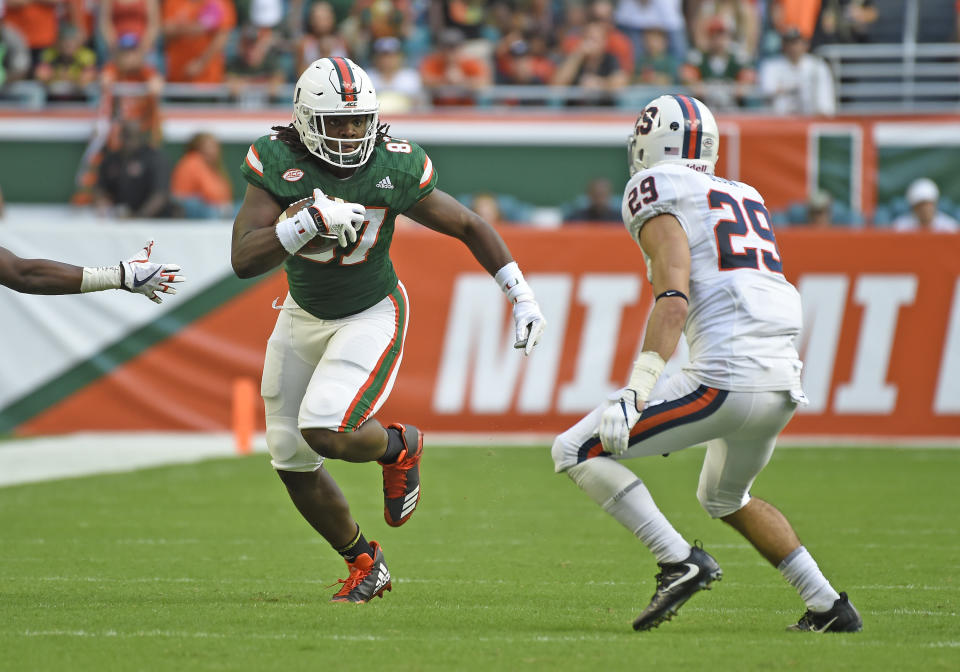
top-left (655, 290), bottom-right (689, 303)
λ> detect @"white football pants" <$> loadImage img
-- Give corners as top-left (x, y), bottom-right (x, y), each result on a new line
top-left (552, 370), bottom-right (798, 517)
top-left (261, 285), bottom-right (408, 472)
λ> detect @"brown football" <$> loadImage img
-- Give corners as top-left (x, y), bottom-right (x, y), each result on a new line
top-left (278, 197), bottom-right (338, 254)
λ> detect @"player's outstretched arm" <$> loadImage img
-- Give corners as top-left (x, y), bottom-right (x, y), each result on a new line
top-left (0, 241), bottom-right (184, 303)
top-left (598, 213), bottom-right (690, 454)
top-left (0, 245), bottom-right (85, 294)
top-left (405, 188), bottom-right (547, 354)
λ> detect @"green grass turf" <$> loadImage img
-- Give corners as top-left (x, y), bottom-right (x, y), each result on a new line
top-left (1, 445), bottom-right (958, 671)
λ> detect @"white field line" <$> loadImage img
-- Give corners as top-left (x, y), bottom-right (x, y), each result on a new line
top-left (16, 576), bottom-right (960, 598)
top-left (0, 432), bottom-right (267, 487)
top-left (1, 432), bottom-right (957, 489)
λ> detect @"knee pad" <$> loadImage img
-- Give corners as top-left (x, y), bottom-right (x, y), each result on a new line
top-left (265, 417), bottom-right (322, 472)
top-left (697, 483), bottom-right (750, 519)
top-left (551, 430), bottom-right (581, 473)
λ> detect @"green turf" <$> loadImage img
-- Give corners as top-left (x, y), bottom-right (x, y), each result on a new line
top-left (1, 445), bottom-right (958, 671)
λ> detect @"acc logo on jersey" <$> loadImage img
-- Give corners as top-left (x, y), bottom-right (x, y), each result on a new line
top-left (282, 168), bottom-right (305, 182)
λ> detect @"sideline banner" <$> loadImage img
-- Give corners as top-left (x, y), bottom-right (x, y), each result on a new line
top-left (4, 225), bottom-right (959, 440)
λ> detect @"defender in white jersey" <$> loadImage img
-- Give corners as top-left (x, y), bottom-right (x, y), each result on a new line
top-left (552, 94), bottom-right (861, 633)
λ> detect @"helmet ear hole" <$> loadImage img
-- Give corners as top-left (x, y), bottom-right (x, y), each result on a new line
top-left (670, 121), bottom-right (680, 131)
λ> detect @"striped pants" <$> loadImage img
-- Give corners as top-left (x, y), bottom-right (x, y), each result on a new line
top-left (261, 285), bottom-right (408, 472)
top-left (551, 370), bottom-right (798, 517)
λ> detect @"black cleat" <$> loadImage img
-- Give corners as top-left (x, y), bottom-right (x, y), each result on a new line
top-left (329, 541), bottom-right (392, 603)
top-left (380, 423), bottom-right (423, 527)
top-left (633, 543), bottom-right (722, 631)
top-left (787, 592), bottom-right (862, 632)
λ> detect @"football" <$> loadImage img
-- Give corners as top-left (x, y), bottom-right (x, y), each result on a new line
top-left (277, 197), bottom-right (339, 254)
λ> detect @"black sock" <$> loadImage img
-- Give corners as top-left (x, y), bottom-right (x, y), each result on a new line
top-left (335, 525), bottom-right (373, 563)
top-left (379, 426), bottom-right (405, 464)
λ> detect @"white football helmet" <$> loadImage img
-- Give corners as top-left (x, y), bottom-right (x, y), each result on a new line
top-left (627, 94), bottom-right (719, 176)
top-left (293, 58), bottom-right (379, 168)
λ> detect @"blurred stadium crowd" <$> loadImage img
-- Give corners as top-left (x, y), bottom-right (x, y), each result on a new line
top-left (3, 0), bottom-right (943, 110)
top-left (0, 0), bottom-right (957, 228)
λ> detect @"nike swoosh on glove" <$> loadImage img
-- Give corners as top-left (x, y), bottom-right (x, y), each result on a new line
top-left (120, 239), bottom-right (185, 304)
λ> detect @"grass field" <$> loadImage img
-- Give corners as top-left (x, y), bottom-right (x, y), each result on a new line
top-left (1, 443), bottom-right (958, 671)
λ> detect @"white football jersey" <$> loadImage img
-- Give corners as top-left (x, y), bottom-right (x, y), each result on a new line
top-left (622, 163), bottom-right (804, 393)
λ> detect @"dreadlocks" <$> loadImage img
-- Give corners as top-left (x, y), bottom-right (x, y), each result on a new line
top-left (271, 122), bottom-right (392, 161)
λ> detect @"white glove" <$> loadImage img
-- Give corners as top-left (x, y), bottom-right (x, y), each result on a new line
top-left (598, 389), bottom-right (643, 455)
top-left (120, 239), bottom-right (185, 304)
top-left (495, 261), bottom-right (546, 356)
top-left (512, 298), bottom-right (546, 356)
top-left (597, 351), bottom-right (666, 455)
top-left (294, 187), bottom-right (365, 248)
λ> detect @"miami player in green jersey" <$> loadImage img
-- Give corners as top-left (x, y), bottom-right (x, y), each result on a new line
top-left (231, 57), bottom-right (547, 603)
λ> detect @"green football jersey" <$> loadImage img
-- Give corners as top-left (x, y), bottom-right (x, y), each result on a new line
top-left (240, 132), bottom-right (438, 319)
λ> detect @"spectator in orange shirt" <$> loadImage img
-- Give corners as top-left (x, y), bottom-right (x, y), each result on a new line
top-left (162, 0), bottom-right (236, 83)
top-left (171, 132), bottom-right (233, 219)
top-left (101, 33), bottom-right (164, 145)
top-left (4, 0), bottom-right (63, 68)
top-left (552, 19), bottom-right (628, 106)
top-left (99, 0), bottom-right (161, 62)
top-left (419, 27), bottom-right (491, 106)
top-left (561, 0), bottom-right (633, 77)
top-left (71, 32), bottom-right (164, 206)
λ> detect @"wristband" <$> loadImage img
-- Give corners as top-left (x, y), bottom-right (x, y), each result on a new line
top-left (276, 209), bottom-right (319, 255)
top-left (627, 351), bottom-right (666, 403)
top-left (494, 261), bottom-right (533, 303)
top-left (80, 265), bottom-right (122, 293)
top-left (656, 289), bottom-right (688, 303)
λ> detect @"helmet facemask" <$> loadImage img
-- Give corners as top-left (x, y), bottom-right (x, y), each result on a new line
top-left (296, 107), bottom-right (378, 168)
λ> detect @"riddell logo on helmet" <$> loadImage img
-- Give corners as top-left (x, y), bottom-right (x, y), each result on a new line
top-left (282, 169), bottom-right (304, 182)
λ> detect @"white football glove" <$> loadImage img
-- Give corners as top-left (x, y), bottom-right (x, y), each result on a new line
top-left (294, 187), bottom-right (365, 248)
top-left (597, 351), bottom-right (666, 455)
top-left (120, 240), bottom-right (185, 304)
top-left (598, 389), bottom-right (643, 455)
top-left (512, 298), bottom-right (546, 356)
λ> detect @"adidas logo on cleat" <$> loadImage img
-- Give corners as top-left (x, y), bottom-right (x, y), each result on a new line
top-left (375, 176), bottom-right (394, 189)
top-left (374, 565), bottom-right (391, 593)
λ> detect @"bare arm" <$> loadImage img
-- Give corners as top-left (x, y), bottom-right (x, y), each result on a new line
top-left (231, 183), bottom-right (285, 278)
top-left (597, 213), bottom-right (690, 453)
top-left (189, 26), bottom-right (230, 72)
top-left (406, 187), bottom-right (545, 354)
top-left (0, 246), bottom-right (83, 294)
top-left (404, 188), bottom-right (513, 275)
top-left (551, 49), bottom-right (585, 86)
top-left (140, 0), bottom-right (161, 54)
top-left (637, 213), bottom-right (691, 361)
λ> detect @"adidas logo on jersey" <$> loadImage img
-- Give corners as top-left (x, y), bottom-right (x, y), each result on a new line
top-left (375, 176), bottom-right (394, 189)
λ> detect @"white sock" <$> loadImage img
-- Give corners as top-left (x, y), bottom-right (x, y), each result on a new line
top-left (778, 546), bottom-right (841, 612)
top-left (567, 457), bottom-right (691, 565)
